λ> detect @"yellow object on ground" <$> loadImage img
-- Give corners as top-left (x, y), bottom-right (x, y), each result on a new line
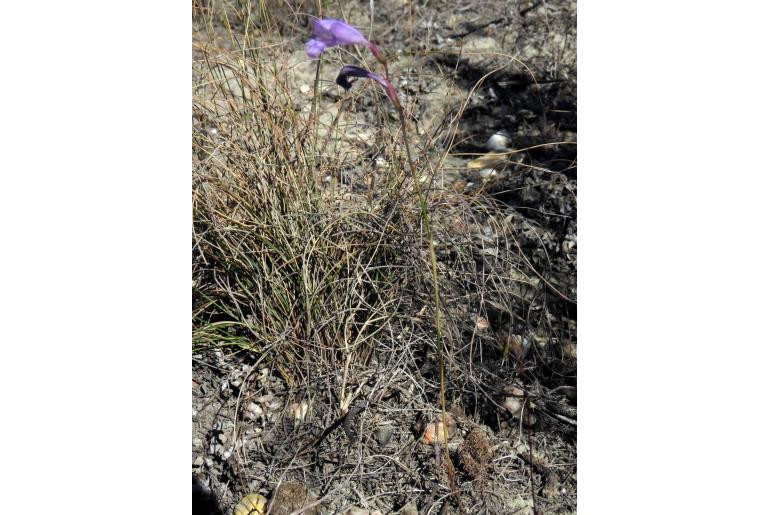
top-left (233, 493), bottom-right (267, 515)
top-left (466, 152), bottom-right (509, 170)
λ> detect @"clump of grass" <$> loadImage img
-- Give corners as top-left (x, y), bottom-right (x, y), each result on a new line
top-left (192, 13), bottom-right (422, 400)
top-left (193, 0), bottom-right (574, 456)
top-left (195, 0), bottom-right (570, 384)
top-left (193, 92), bottom-right (403, 378)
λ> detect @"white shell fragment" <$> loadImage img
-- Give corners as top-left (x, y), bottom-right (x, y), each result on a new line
top-left (292, 400), bottom-right (311, 427)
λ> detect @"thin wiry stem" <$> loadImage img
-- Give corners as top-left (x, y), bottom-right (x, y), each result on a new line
top-left (311, 58), bottom-right (322, 192)
top-left (394, 101), bottom-right (460, 508)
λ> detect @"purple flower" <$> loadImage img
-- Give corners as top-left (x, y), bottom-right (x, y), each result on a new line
top-left (305, 18), bottom-right (382, 61)
top-left (335, 65), bottom-right (399, 107)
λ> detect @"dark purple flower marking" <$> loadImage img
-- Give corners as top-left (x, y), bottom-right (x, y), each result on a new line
top-left (335, 65), bottom-right (400, 107)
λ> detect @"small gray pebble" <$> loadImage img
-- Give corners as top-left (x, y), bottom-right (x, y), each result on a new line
top-left (376, 425), bottom-right (395, 447)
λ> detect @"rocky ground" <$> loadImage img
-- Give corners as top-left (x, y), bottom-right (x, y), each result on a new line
top-left (193, 1), bottom-right (576, 513)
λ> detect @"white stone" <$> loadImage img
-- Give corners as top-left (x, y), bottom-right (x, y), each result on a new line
top-left (485, 129), bottom-right (511, 151)
top-left (479, 168), bottom-right (497, 179)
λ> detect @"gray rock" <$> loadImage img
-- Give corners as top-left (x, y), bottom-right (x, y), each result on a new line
top-left (375, 424), bottom-right (395, 447)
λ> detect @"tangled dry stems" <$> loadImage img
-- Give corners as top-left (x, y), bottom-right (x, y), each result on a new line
top-left (193, 1), bottom-right (576, 511)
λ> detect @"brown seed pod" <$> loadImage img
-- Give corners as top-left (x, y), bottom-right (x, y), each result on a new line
top-left (458, 428), bottom-right (493, 478)
top-left (270, 482), bottom-right (317, 515)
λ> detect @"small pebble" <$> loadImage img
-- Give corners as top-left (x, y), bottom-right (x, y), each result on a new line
top-left (245, 402), bottom-right (263, 419)
top-left (485, 129), bottom-right (511, 151)
top-left (475, 315), bottom-right (490, 331)
top-left (374, 156), bottom-right (388, 169)
top-left (421, 414), bottom-right (457, 444)
top-left (375, 424), bottom-right (395, 447)
top-left (344, 508), bottom-right (383, 515)
top-left (478, 168), bottom-right (497, 179)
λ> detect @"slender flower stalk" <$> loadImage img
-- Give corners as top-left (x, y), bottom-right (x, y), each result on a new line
top-left (393, 96), bottom-right (460, 511)
top-left (306, 20), bottom-right (457, 504)
top-left (334, 62), bottom-right (460, 507)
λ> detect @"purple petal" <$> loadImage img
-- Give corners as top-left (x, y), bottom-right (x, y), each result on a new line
top-left (305, 38), bottom-right (327, 58)
top-left (312, 18), bottom-right (369, 46)
top-left (307, 18), bottom-right (384, 62)
top-left (311, 19), bottom-right (337, 43)
top-left (326, 20), bottom-right (369, 46)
